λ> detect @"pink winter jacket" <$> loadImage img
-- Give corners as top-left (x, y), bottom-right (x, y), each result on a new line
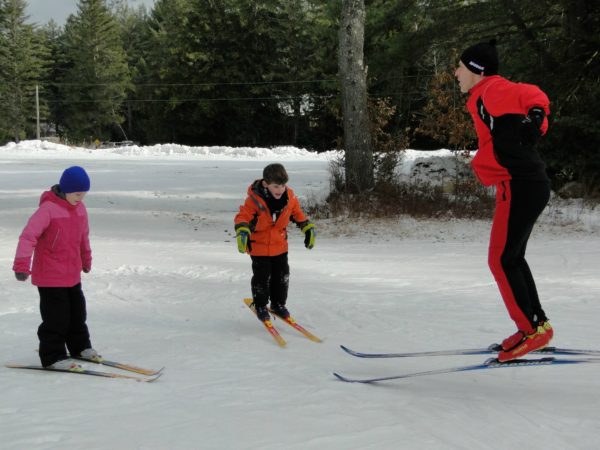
top-left (13, 188), bottom-right (92, 287)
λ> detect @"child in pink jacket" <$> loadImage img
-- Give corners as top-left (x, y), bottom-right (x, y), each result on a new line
top-left (13, 166), bottom-right (99, 370)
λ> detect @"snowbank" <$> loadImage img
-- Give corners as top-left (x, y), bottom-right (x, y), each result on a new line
top-left (0, 139), bottom-right (339, 161)
top-left (2, 140), bottom-right (599, 232)
top-left (0, 139), bottom-right (457, 166)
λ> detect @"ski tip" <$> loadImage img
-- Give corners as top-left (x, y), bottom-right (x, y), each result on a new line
top-left (333, 372), bottom-right (372, 384)
top-left (273, 338), bottom-right (287, 348)
top-left (153, 366), bottom-right (166, 375)
top-left (333, 372), bottom-right (347, 382)
top-left (144, 372), bottom-right (163, 382)
top-left (339, 345), bottom-right (355, 354)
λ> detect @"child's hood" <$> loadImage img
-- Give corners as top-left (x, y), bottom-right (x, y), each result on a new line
top-left (248, 179), bottom-right (295, 201)
top-left (39, 185), bottom-right (79, 210)
top-left (249, 179), bottom-right (265, 197)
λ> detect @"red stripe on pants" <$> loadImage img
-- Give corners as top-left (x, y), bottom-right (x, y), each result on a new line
top-left (487, 181), bottom-right (534, 333)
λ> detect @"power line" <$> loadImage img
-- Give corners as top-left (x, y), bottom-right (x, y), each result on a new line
top-left (43, 73), bottom-right (435, 88)
top-left (33, 89), bottom-right (451, 104)
top-left (45, 94), bottom-right (338, 104)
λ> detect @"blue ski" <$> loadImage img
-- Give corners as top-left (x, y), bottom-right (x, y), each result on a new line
top-left (340, 344), bottom-right (600, 359)
top-left (333, 357), bottom-right (600, 383)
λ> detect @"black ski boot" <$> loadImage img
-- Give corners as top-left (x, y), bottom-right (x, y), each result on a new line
top-left (255, 305), bottom-right (270, 322)
top-left (270, 303), bottom-right (290, 319)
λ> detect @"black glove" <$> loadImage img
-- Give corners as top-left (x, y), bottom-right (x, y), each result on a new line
top-left (15, 272), bottom-right (29, 281)
top-left (520, 107), bottom-right (546, 147)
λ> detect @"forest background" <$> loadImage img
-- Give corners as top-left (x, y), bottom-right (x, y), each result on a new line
top-left (0, 0), bottom-right (598, 189)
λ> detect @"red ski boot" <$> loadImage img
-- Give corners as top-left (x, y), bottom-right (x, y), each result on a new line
top-left (498, 322), bottom-right (553, 362)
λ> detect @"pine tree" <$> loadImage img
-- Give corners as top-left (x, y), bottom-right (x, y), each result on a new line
top-left (42, 20), bottom-right (68, 139)
top-left (112, 0), bottom-right (150, 140)
top-left (0, 0), bottom-right (49, 143)
top-left (58, 0), bottom-right (130, 143)
top-left (134, 0), bottom-right (338, 148)
top-left (134, 0), bottom-right (193, 144)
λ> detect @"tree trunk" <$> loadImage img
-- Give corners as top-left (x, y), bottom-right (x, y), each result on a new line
top-left (339, 0), bottom-right (373, 193)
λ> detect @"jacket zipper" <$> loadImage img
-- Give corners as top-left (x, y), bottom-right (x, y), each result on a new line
top-left (51, 229), bottom-right (61, 249)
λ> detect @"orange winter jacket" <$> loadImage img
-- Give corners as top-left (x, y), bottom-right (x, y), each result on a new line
top-left (234, 180), bottom-right (310, 256)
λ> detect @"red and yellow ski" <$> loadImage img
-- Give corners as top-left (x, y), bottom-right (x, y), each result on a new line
top-left (6, 364), bottom-right (162, 382)
top-left (269, 311), bottom-right (322, 343)
top-left (243, 298), bottom-right (286, 347)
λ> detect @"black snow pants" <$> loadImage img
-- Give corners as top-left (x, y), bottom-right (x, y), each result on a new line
top-left (251, 253), bottom-right (290, 308)
top-left (37, 283), bottom-right (92, 367)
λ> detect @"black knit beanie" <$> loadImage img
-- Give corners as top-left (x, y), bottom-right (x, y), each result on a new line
top-left (460, 39), bottom-right (499, 75)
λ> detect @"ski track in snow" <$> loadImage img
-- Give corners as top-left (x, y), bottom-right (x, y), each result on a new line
top-left (1, 142), bottom-right (599, 450)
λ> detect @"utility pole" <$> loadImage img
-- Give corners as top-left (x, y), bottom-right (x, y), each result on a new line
top-left (35, 85), bottom-right (40, 140)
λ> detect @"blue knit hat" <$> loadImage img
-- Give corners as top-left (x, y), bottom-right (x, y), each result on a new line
top-left (59, 166), bottom-right (90, 193)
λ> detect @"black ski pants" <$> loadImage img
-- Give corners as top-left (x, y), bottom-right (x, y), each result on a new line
top-left (251, 253), bottom-right (290, 308)
top-left (37, 283), bottom-right (92, 367)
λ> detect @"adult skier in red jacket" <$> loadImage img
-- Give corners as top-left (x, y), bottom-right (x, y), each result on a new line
top-left (455, 40), bottom-right (553, 362)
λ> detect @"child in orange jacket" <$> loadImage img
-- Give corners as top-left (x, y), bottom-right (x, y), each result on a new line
top-left (234, 163), bottom-right (315, 322)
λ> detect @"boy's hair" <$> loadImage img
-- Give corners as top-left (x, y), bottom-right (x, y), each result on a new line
top-left (263, 163), bottom-right (289, 185)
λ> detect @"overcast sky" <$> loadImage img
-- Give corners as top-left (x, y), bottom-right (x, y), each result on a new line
top-left (25, 0), bottom-right (156, 26)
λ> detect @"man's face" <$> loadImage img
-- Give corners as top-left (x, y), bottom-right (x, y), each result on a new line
top-left (262, 181), bottom-right (286, 199)
top-left (454, 61), bottom-right (482, 93)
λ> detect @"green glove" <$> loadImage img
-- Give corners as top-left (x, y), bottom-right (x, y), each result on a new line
top-left (236, 226), bottom-right (251, 253)
top-left (301, 223), bottom-right (316, 250)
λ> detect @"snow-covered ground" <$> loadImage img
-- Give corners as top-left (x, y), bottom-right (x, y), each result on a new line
top-left (1, 141), bottom-right (599, 450)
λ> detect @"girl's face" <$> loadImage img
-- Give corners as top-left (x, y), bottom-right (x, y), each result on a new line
top-left (454, 61), bottom-right (483, 93)
top-left (65, 191), bottom-right (86, 205)
top-left (262, 181), bottom-right (286, 199)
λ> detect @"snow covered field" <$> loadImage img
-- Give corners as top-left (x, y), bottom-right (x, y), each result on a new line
top-left (1, 141), bottom-right (599, 450)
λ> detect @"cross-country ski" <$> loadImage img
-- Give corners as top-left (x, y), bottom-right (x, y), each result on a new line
top-left (73, 355), bottom-right (164, 376)
top-left (339, 344), bottom-right (600, 359)
top-left (6, 364), bottom-right (162, 382)
top-left (243, 298), bottom-right (286, 347)
top-left (333, 357), bottom-right (600, 383)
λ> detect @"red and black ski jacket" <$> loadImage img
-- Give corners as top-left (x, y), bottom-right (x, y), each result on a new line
top-left (466, 75), bottom-right (550, 186)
